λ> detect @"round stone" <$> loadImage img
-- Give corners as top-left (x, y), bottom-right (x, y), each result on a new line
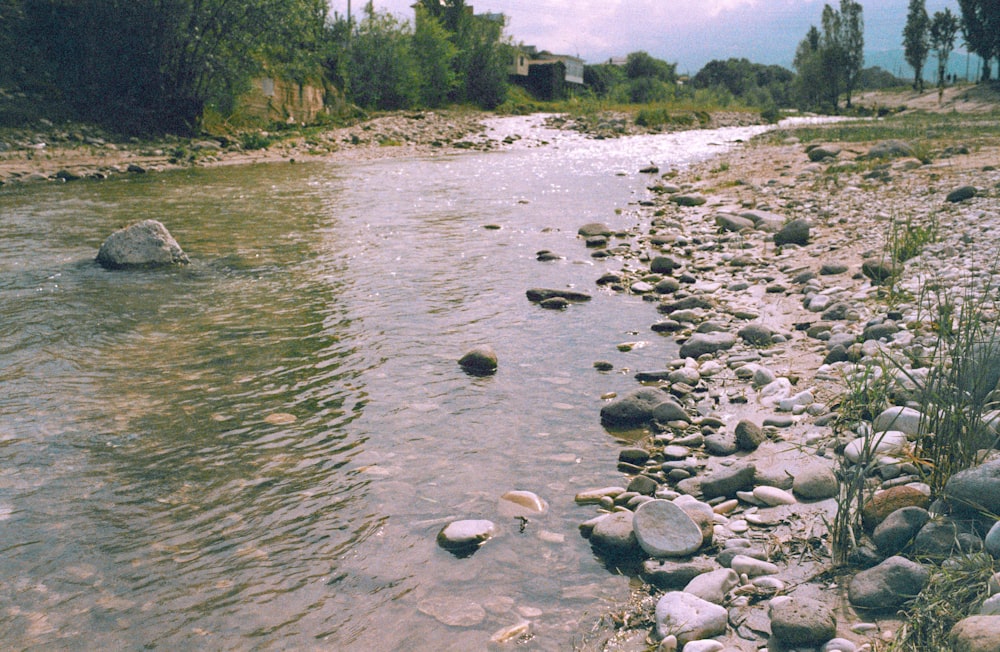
top-left (437, 519), bottom-right (496, 551)
top-left (633, 499), bottom-right (704, 558)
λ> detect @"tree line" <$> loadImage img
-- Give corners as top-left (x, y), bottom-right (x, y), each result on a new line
top-left (1, 0), bottom-right (997, 135)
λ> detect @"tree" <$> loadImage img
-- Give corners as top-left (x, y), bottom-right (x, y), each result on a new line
top-left (583, 64), bottom-right (626, 98)
top-left (840, 0), bottom-right (864, 107)
top-left (930, 8), bottom-right (961, 87)
top-left (957, 0), bottom-right (1000, 81)
top-left (15, 0), bottom-right (330, 133)
top-left (820, 4), bottom-right (845, 109)
top-left (413, 6), bottom-right (458, 107)
top-left (903, 0), bottom-right (930, 91)
top-left (794, 25), bottom-right (826, 110)
top-left (454, 14), bottom-right (509, 108)
top-left (348, 3), bottom-right (418, 110)
top-left (624, 51), bottom-right (677, 83)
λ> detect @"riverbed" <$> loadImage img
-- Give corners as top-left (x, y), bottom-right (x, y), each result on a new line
top-left (0, 117), bottom-right (780, 650)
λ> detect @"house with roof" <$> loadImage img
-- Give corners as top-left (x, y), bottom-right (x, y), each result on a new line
top-left (509, 45), bottom-right (585, 99)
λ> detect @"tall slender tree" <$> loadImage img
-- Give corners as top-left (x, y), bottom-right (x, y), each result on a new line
top-left (903, 0), bottom-right (931, 91)
top-left (840, 0), bottom-right (864, 108)
top-left (957, 0), bottom-right (1000, 81)
top-left (930, 8), bottom-right (961, 87)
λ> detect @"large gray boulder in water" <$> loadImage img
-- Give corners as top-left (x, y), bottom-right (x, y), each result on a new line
top-left (96, 219), bottom-right (189, 269)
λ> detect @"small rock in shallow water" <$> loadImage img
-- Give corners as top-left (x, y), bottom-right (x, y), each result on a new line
top-left (96, 219), bottom-right (189, 269)
top-left (437, 519), bottom-right (497, 554)
top-left (458, 346), bottom-right (498, 375)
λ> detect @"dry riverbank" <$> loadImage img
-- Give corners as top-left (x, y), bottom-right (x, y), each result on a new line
top-left (569, 111), bottom-right (1000, 651)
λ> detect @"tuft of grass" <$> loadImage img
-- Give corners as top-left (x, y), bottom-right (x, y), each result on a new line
top-left (911, 266), bottom-right (1000, 492)
top-left (830, 361), bottom-right (895, 566)
top-left (888, 213), bottom-right (939, 264)
top-left (887, 553), bottom-right (997, 652)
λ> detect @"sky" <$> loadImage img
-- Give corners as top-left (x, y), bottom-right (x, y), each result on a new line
top-left (327, 0), bottom-right (970, 76)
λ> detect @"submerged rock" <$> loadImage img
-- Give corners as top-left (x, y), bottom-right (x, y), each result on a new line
top-left (96, 219), bottom-right (189, 269)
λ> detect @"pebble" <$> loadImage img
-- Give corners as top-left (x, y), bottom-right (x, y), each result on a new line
top-left (730, 554), bottom-right (778, 577)
top-left (753, 486), bottom-right (797, 506)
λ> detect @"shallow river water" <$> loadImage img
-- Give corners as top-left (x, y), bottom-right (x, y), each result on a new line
top-left (0, 117), bottom-right (777, 650)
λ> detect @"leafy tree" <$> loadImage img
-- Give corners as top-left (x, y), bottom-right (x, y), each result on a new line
top-left (583, 64), bottom-right (626, 98)
top-left (957, 0), bottom-right (1000, 81)
top-left (625, 51), bottom-right (677, 83)
top-left (413, 6), bottom-right (458, 107)
top-left (794, 25), bottom-right (826, 110)
top-left (820, 4), bottom-right (845, 108)
top-left (452, 12), bottom-right (509, 108)
top-left (417, 0), bottom-right (468, 33)
top-left (14, 0), bottom-right (329, 133)
top-left (858, 66), bottom-right (908, 89)
top-left (930, 8), bottom-right (961, 87)
top-left (903, 0), bottom-right (930, 91)
top-left (792, 2), bottom-right (863, 113)
top-left (840, 0), bottom-right (864, 107)
top-left (348, 3), bottom-right (418, 110)
top-left (690, 58), bottom-right (794, 108)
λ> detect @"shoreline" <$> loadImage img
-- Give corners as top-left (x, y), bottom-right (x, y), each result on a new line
top-left (570, 116), bottom-right (1000, 650)
top-left (5, 96), bottom-right (999, 649)
top-left (0, 108), bottom-right (766, 187)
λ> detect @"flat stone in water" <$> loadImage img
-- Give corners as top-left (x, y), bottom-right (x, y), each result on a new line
top-left (498, 490), bottom-right (548, 517)
top-left (417, 595), bottom-right (486, 627)
top-left (633, 499), bottom-right (704, 557)
top-left (264, 412), bottom-right (297, 425)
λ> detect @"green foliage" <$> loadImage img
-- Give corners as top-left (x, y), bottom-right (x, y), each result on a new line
top-left (347, 5), bottom-right (419, 110)
top-left (583, 64), bottom-right (627, 98)
top-left (8, 0), bottom-right (329, 134)
top-left (627, 78), bottom-right (675, 104)
top-left (794, 1), bottom-right (865, 112)
top-left (454, 14), bottom-right (509, 109)
top-left (690, 58), bottom-right (795, 109)
top-left (625, 52), bottom-right (677, 84)
top-left (413, 7), bottom-right (458, 107)
top-left (889, 214), bottom-right (938, 263)
top-left (240, 132), bottom-right (277, 150)
top-left (930, 9), bottom-right (961, 88)
top-left (904, 0), bottom-right (931, 91)
top-left (957, 0), bottom-right (1000, 81)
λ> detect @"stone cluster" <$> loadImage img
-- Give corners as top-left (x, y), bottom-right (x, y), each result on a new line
top-left (565, 133), bottom-right (1000, 650)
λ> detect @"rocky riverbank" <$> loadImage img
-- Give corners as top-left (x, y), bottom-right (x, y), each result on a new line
top-left (0, 107), bottom-right (766, 186)
top-left (557, 121), bottom-right (1000, 651)
top-left (0, 110), bottom-right (497, 186)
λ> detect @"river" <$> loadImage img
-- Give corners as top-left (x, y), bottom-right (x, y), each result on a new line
top-left (0, 117), bottom-right (777, 650)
